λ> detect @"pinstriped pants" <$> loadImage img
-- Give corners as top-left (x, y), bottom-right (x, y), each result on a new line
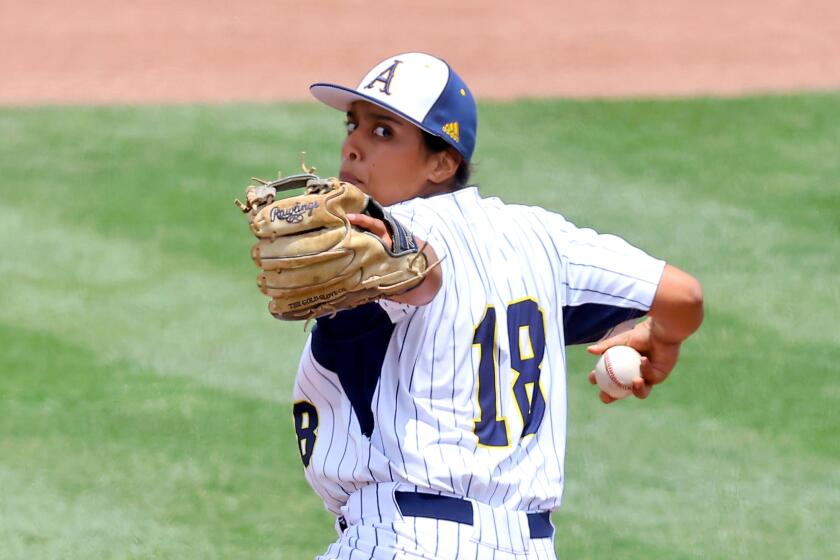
top-left (317, 483), bottom-right (558, 560)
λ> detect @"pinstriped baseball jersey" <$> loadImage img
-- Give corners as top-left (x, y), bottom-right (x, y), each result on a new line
top-left (292, 186), bottom-right (665, 518)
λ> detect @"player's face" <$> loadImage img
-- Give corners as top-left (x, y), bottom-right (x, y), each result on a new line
top-left (340, 101), bottom-right (452, 206)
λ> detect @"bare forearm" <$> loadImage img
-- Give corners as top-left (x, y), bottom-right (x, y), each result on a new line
top-left (648, 264), bottom-right (704, 344)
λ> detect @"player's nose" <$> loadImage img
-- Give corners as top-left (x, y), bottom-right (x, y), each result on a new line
top-left (341, 133), bottom-right (362, 162)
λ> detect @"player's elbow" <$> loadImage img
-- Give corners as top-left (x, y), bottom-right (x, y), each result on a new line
top-left (683, 274), bottom-right (704, 314)
top-left (650, 265), bottom-right (705, 338)
top-left (660, 264), bottom-right (703, 310)
top-left (686, 275), bottom-right (704, 327)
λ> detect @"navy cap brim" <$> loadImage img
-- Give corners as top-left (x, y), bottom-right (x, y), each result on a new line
top-left (309, 82), bottom-right (452, 151)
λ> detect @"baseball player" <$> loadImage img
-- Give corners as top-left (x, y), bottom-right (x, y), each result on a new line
top-left (291, 52), bottom-right (704, 559)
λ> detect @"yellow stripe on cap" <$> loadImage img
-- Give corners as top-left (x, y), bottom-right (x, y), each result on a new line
top-left (443, 121), bottom-right (460, 143)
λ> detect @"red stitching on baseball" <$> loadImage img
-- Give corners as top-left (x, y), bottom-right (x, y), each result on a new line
top-left (605, 353), bottom-right (633, 391)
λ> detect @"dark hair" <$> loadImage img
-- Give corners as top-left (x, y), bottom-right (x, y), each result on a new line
top-left (421, 131), bottom-right (473, 190)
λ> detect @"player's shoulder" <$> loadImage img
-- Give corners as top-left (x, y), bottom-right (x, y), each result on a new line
top-left (389, 185), bottom-right (480, 215)
top-left (387, 186), bottom-right (477, 234)
top-left (390, 186), bottom-right (554, 224)
top-left (390, 187), bottom-right (589, 249)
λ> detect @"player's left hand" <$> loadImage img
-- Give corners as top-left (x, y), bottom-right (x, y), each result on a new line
top-left (347, 213), bottom-right (392, 249)
top-left (585, 318), bottom-right (682, 404)
top-left (347, 213), bottom-right (442, 306)
top-left (237, 174), bottom-right (435, 320)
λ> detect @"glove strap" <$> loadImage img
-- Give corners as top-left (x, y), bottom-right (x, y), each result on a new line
top-left (260, 173), bottom-right (321, 193)
top-left (363, 199), bottom-right (419, 257)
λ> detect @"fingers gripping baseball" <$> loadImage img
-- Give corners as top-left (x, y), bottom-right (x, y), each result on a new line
top-left (586, 318), bottom-right (682, 402)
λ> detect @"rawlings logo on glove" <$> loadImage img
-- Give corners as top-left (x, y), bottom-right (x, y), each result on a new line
top-left (235, 170), bottom-right (431, 321)
top-left (270, 201), bottom-right (320, 224)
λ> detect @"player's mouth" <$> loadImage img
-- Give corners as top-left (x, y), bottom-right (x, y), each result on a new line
top-left (339, 171), bottom-right (363, 186)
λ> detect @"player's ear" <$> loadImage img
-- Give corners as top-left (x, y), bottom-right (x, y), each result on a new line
top-left (427, 148), bottom-right (461, 186)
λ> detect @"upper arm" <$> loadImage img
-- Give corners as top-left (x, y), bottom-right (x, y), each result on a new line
top-left (534, 210), bottom-right (666, 344)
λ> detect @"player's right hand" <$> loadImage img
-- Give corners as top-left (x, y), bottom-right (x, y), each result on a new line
top-left (586, 318), bottom-right (681, 403)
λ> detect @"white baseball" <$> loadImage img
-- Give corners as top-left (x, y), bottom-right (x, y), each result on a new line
top-left (594, 345), bottom-right (643, 399)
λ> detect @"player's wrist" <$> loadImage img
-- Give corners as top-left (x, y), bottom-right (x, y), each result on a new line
top-left (387, 242), bottom-right (441, 306)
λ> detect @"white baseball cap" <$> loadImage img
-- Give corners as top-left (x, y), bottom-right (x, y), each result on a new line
top-left (310, 52), bottom-right (478, 161)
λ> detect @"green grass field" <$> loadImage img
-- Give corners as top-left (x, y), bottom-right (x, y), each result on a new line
top-left (1, 93), bottom-right (838, 559)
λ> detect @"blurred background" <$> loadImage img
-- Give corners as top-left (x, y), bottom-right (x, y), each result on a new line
top-left (2, 0), bottom-right (839, 104)
top-left (1, 1), bottom-right (838, 558)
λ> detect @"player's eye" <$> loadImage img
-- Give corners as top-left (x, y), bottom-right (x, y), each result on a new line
top-left (373, 125), bottom-right (391, 138)
top-left (344, 121), bottom-right (357, 134)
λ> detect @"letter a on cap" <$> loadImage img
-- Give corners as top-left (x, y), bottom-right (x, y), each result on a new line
top-left (364, 60), bottom-right (402, 95)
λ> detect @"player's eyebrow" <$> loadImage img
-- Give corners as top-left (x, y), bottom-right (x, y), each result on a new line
top-left (346, 109), bottom-right (405, 126)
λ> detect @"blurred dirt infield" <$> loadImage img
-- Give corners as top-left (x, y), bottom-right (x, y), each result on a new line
top-left (2, 0), bottom-right (839, 104)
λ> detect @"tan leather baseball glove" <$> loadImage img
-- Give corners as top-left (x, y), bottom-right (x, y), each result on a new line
top-left (235, 173), bottom-right (431, 320)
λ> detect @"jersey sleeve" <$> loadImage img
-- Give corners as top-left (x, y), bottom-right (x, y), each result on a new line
top-left (533, 209), bottom-right (666, 345)
top-left (387, 201), bottom-right (450, 262)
